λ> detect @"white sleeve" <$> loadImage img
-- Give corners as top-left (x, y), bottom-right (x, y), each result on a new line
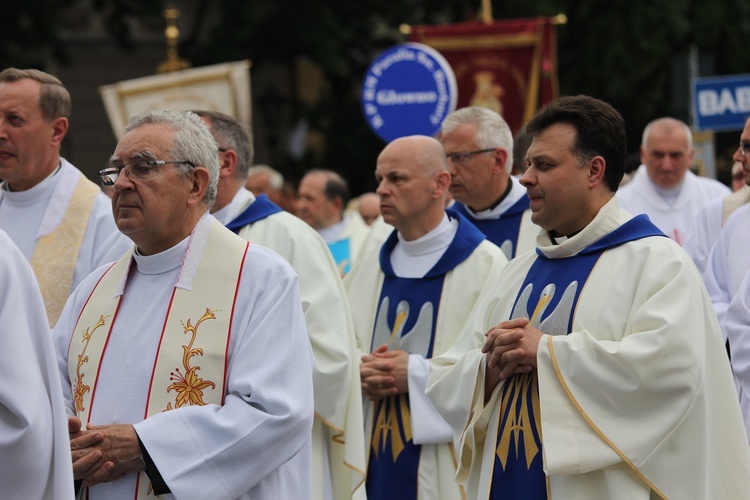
top-left (726, 270), bottom-right (750, 439)
top-left (703, 224), bottom-right (733, 342)
top-left (407, 354), bottom-right (453, 444)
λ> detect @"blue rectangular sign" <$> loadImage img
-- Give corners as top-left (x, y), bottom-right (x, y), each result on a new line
top-left (692, 74), bottom-right (750, 132)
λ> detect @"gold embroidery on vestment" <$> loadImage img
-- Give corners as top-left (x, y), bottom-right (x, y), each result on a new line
top-left (495, 371), bottom-right (542, 470)
top-left (73, 315), bottom-right (109, 413)
top-left (164, 308), bottom-right (218, 411)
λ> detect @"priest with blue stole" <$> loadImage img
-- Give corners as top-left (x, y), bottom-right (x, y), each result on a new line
top-left (53, 110), bottom-right (314, 500)
top-left (427, 95), bottom-right (750, 499)
top-left (196, 110), bottom-right (367, 500)
top-left (345, 135), bottom-right (508, 500)
top-left (440, 106), bottom-right (539, 261)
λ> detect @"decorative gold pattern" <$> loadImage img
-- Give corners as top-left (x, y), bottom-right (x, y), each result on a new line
top-left (164, 308), bottom-right (217, 411)
top-left (371, 393), bottom-right (413, 462)
top-left (30, 175), bottom-right (99, 326)
top-left (73, 315), bottom-right (109, 413)
top-left (495, 371), bottom-right (542, 470)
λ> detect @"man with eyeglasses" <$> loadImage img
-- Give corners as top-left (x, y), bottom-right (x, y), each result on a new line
top-left (685, 117), bottom-right (750, 275)
top-left (440, 106), bottom-right (539, 261)
top-left (193, 110), bottom-right (367, 500)
top-left (701, 117), bottom-right (750, 438)
top-left (617, 117), bottom-right (730, 246)
top-left (345, 135), bottom-right (508, 500)
top-left (0, 68), bottom-right (131, 326)
top-left (52, 110), bottom-right (314, 500)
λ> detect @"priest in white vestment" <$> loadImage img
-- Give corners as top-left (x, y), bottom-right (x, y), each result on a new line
top-left (685, 117), bottom-right (750, 274)
top-left (196, 110), bottom-right (366, 500)
top-left (345, 135), bottom-right (508, 500)
top-left (428, 96), bottom-right (750, 499)
top-left (0, 68), bottom-right (131, 327)
top-left (53, 110), bottom-right (314, 500)
top-left (440, 106), bottom-right (539, 260)
top-left (0, 229), bottom-right (74, 499)
top-left (617, 117), bottom-right (730, 246)
top-left (297, 169), bottom-right (371, 275)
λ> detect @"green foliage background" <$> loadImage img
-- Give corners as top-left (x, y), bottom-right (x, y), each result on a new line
top-left (3, 0), bottom-right (749, 192)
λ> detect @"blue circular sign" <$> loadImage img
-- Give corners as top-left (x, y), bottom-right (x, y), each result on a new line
top-left (361, 42), bottom-right (457, 142)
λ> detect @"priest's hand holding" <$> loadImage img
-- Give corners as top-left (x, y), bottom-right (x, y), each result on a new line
top-left (361, 344), bottom-right (409, 401)
top-left (483, 317), bottom-right (542, 380)
top-left (70, 421), bottom-right (146, 487)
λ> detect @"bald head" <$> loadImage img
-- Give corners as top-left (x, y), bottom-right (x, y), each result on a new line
top-left (375, 135), bottom-right (451, 240)
top-left (641, 117), bottom-right (694, 188)
top-left (358, 192), bottom-right (381, 225)
top-left (380, 135), bottom-right (449, 175)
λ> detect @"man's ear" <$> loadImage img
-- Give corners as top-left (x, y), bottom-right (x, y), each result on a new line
top-left (492, 148), bottom-right (508, 175)
top-left (218, 149), bottom-right (238, 179)
top-left (434, 170), bottom-right (451, 197)
top-left (50, 117), bottom-right (68, 146)
top-left (188, 167), bottom-right (211, 206)
top-left (588, 156), bottom-right (606, 189)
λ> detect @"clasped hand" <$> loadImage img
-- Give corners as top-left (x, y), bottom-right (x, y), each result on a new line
top-left (482, 317), bottom-right (543, 380)
top-left (68, 417), bottom-right (146, 487)
top-left (360, 344), bottom-right (409, 401)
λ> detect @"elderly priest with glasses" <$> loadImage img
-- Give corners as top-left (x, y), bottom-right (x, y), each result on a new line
top-left (52, 110), bottom-right (314, 500)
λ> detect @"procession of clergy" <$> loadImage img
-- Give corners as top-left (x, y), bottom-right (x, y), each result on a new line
top-left (3, 66), bottom-right (750, 500)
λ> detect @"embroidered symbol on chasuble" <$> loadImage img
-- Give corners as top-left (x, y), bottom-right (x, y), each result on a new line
top-left (370, 297), bottom-right (435, 462)
top-left (165, 308), bottom-right (219, 411)
top-left (496, 280), bottom-right (578, 469)
top-left (73, 315), bottom-right (110, 413)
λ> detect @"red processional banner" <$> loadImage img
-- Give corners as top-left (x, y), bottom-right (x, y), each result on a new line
top-left (409, 17), bottom-right (560, 135)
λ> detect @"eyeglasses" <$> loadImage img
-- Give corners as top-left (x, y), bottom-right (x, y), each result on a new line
top-left (98, 159), bottom-right (194, 186)
top-left (740, 142), bottom-right (750, 156)
top-left (446, 148), bottom-right (497, 167)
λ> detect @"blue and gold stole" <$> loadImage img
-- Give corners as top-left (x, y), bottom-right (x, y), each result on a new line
top-left (366, 210), bottom-right (485, 500)
top-left (489, 215), bottom-right (664, 499)
top-left (454, 195), bottom-right (530, 260)
top-left (225, 194), bottom-right (283, 233)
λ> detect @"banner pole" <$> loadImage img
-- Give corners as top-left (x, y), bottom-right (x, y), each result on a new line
top-left (481, 0), bottom-right (493, 24)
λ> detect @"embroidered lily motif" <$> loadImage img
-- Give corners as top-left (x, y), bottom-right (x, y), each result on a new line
top-left (73, 315), bottom-right (108, 413)
top-left (165, 308), bottom-right (217, 410)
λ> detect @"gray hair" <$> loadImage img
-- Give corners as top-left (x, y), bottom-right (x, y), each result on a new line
top-left (124, 110), bottom-right (219, 207)
top-left (441, 106), bottom-right (514, 174)
top-left (190, 110), bottom-right (254, 180)
top-left (247, 164), bottom-right (284, 189)
top-left (641, 117), bottom-right (693, 150)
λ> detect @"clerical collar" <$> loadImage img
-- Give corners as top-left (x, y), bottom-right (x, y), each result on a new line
top-left (133, 236), bottom-right (189, 275)
top-left (550, 229), bottom-right (582, 245)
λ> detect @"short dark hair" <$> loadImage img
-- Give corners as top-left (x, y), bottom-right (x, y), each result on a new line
top-left (526, 95), bottom-right (626, 192)
top-left (306, 169), bottom-right (350, 206)
top-left (0, 68), bottom-right (71, 121)
top-left (191, 110), bottom-right (253, 179)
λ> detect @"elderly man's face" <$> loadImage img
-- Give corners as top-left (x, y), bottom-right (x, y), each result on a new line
top-left (111, 123), bottom-right (196, 255)
top-left (296, 172), bottom-right (341, 230)
top-left (641, 125), bottom-right (693, 189)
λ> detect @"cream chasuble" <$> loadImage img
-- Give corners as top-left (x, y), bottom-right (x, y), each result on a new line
top-left (68, 217), bottom-right (247, 499)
